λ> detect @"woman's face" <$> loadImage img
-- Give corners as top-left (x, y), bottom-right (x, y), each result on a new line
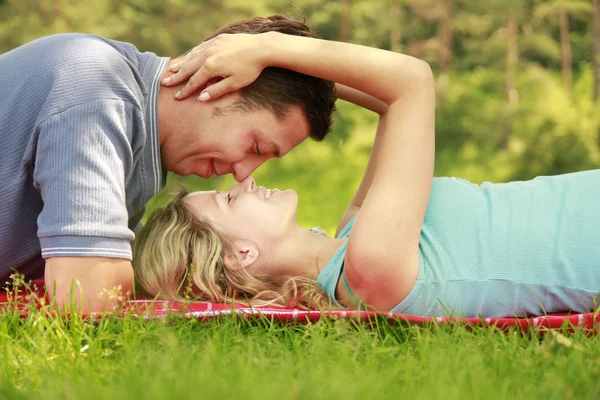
top-left (182, 176), bottom-right (299, 265)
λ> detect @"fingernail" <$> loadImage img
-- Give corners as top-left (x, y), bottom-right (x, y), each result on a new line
top-left (198, 92), bottom-right (211, 102)
top-left (175, 91), bottom-right (181, 99)
top-left (162, 77), bottom-right (171, 85)
top-left (170, 64), bottom-right (178, 72)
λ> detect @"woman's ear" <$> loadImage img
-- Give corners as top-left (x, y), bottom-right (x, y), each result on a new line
top-left (224, 239), bottom-right (259, 270)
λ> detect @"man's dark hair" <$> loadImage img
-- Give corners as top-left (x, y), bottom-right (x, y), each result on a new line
top-left (203, 15), bottom-right (336, 141)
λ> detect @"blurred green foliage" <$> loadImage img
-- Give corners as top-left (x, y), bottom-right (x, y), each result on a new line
top-left (2, 0), bottom-right (598, 235)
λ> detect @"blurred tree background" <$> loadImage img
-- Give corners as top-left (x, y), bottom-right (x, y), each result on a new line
top-left (1, 0), bottom-right (599, 234)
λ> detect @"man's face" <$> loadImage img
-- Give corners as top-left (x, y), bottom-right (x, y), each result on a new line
top-left (163, 93), bottom-right (311, 182)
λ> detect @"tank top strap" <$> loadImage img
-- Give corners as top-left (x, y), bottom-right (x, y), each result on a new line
top-left (316, 214), bottom-right (360, 307)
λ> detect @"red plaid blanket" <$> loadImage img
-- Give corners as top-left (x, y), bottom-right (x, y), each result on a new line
top-left (2, 279), bottom-right (598, 332)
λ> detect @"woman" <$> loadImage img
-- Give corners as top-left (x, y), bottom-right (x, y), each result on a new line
top-left (133, 25), bottom-right (600, 318)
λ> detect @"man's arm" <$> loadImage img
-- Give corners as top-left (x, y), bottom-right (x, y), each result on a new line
top-left (334, 83), bottom-right (388, 115)
top-left (33, 100), bottom-right (143, 313)
top-left (333, 84), bottom-right (388, 237)
top-left (335, 113), bottom-right (388, 237)
top-left (45, 257), bottom-right (134, 313)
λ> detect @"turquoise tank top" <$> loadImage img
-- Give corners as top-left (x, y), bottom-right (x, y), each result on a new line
top-left (316, 170), bottom-right (600, 318)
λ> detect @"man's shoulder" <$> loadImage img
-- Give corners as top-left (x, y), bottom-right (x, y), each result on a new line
top-left (15, 34), bottom-right (133, 67)
top-left (1, 34), bottom-right (135, 82)
top-left (35, 34), bottom-right (157, 119)
top-left (47, 34), bottom-right (142, 80)
top-left (2, 33), bottom-right (164, 102)
top-left (32, 33), bottom-right (137, 60)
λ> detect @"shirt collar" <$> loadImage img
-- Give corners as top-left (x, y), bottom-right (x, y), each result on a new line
top-left (144, 57), bottom-right (169, 194)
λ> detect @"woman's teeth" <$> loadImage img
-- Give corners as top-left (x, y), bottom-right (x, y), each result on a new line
top-left (265, 189), bottom-right (272, 199)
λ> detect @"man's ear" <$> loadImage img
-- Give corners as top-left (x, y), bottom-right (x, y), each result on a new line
top-left (224, 239), bottom-right (259, 270)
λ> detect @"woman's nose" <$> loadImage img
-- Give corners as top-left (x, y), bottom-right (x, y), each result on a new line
top-left (243, 176), bottom-right (256, 192)
top-left (232, 176), bottom-right (255, 195)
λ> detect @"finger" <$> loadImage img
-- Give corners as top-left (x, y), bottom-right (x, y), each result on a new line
top-left (181, 37), bottom-right (215, 62)
top-left (167, 56), bottom-right (204, 83)
top-left (175, 67), bottom-right (213, 100)
top-left (168, 51), bottom-right (202, 74)
top-left (165, 40), bottom-right (213, 76)
top-left (197, 78), bottom-right (238, 102)
top-left (185, 45), bottom-right (207, 60)
top-left (168, 53), bottom-right (197, 74)
top-left (163, 54), bottom-right (206, 87)
top-left (176, 51), bottom-right (201, 70)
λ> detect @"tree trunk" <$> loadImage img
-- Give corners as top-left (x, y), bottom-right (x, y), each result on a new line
top-left (593, 0), bottom-right (600, 102)
top-left (339, 0), bottom-right (352, 42)
top-left (438, 0), bottom-right (453, 103)
top-left (53, 0), bottom-right (61, 20)
top-left (47, 0), bottom-right (68, 28)
top-left (389, 0), bottom-right (402, 52)
top-left (439, 0), bottom-right (453, 75)
top-left (559, 9), bottom-right (573, 92)
top-left (503, 16), bottom-right (518, 150)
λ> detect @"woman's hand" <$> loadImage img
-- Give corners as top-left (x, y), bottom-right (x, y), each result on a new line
top-left (162, 33), bottom-right (270, 101)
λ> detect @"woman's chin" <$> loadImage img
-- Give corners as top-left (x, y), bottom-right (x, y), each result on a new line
top-left (285, 189), bottom-right (299, 204)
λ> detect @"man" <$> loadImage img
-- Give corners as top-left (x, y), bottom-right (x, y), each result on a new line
top-left (0, 15), bottom-right (336, 311)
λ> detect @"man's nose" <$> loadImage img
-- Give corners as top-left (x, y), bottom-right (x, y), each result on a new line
top-left (232, 158), bottom-right (266, 182)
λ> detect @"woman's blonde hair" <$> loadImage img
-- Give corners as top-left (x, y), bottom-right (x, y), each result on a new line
top-left (132, 188), bottom-right (335, 309)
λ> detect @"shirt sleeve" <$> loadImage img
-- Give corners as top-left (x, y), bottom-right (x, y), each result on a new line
top-left (33, 99), bottom-right (142, 260)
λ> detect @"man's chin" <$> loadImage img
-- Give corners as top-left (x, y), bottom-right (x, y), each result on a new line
top-left (172, 169), bottom-right (192, 177)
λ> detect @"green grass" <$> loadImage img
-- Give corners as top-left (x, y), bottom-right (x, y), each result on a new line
top-left (1, 302), bottom-right (599, 400)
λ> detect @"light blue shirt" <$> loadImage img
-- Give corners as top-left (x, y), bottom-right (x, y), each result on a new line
top-left (317, 171), bottom-right (600, 318)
